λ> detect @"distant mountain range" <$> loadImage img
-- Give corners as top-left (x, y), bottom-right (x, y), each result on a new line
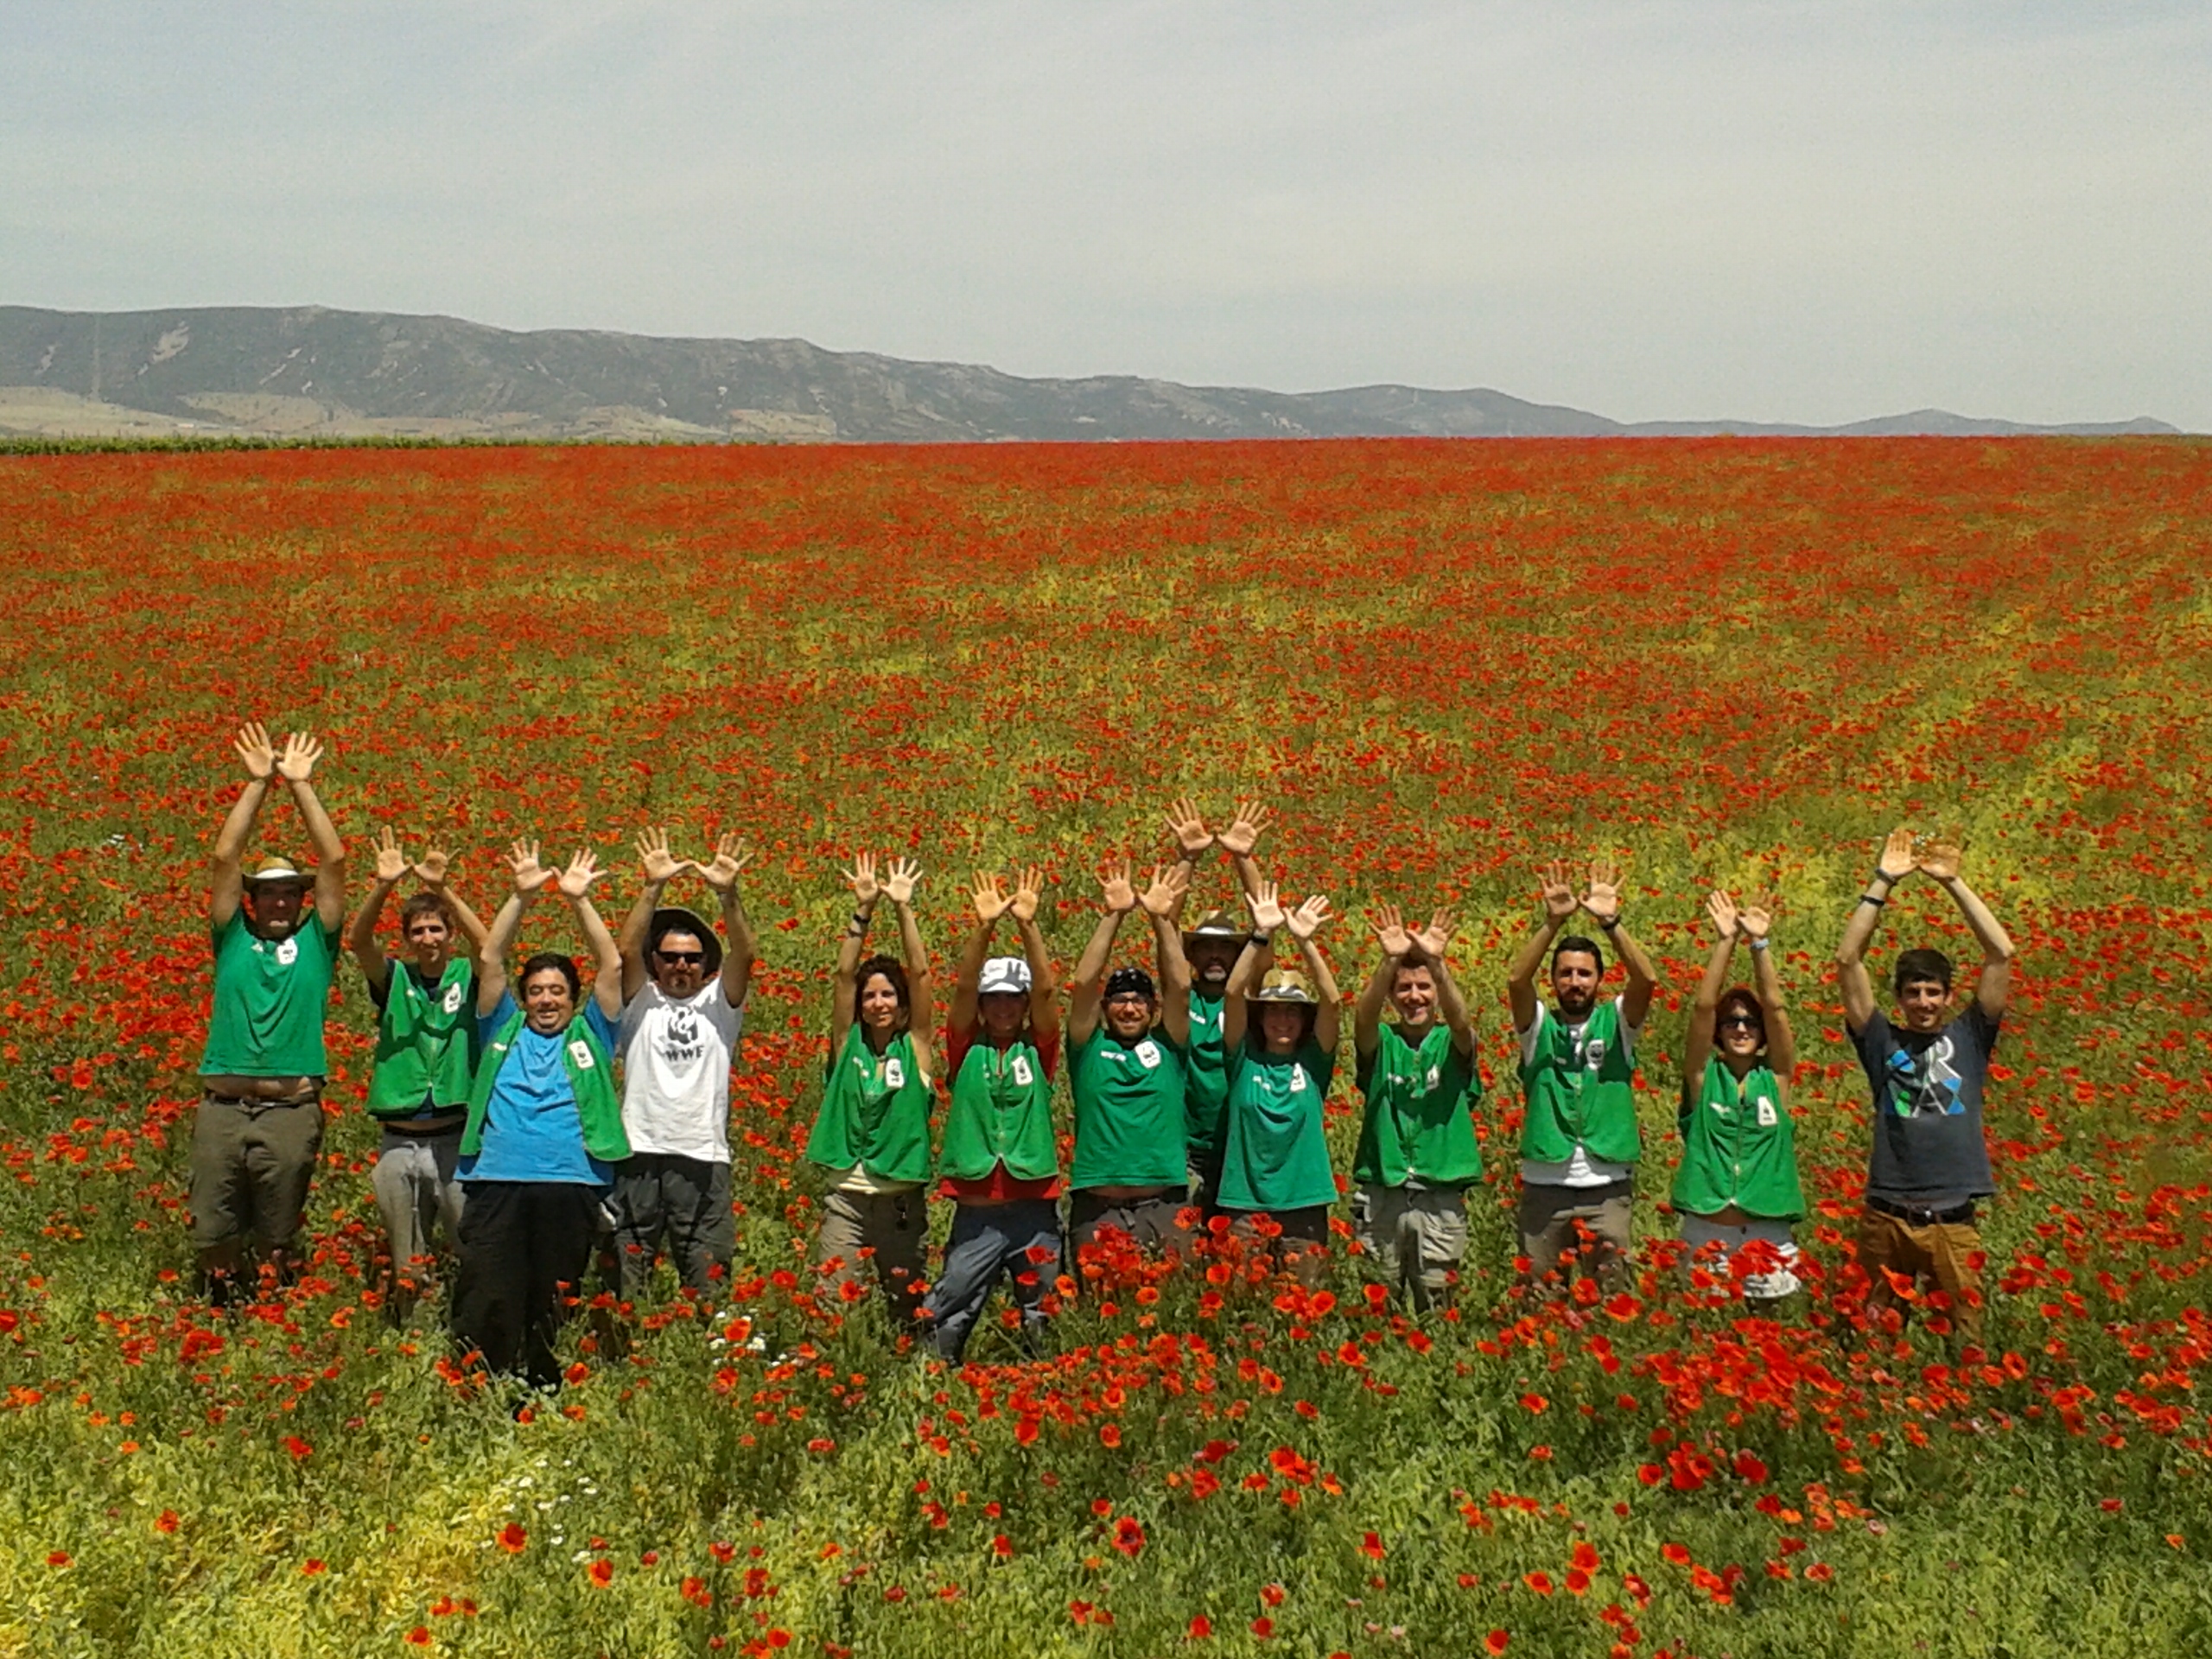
top-left (0, 305), bottom-right (2180, 443)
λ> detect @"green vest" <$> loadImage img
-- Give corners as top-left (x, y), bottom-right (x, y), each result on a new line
top-left (1070, 1024), bottom-right (1190, 1190)
top-left (1183, 991), bottom-right (1230, 1166)
top-left (1354, 1023), bottom-right (1483, 1186)
top-left (1217, 1038), bottom-right (1338, 1212)
top-left (938, 1033), bottom-right (1058, 1184)
top-left (365, 960), bottom-right (479, 1116)
top-left (199, 912), bottom-right (339, 1078)
top-left (461, 1009), bottom-right (631, 1165)
top-left (805, 1025), bottom-right (934, 1184)
top-left (1517, 1000), bottom-right (1642, 1166)
top-left (1671, 1058), bottom-right (1805, 1220)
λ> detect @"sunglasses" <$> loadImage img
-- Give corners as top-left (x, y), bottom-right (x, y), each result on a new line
top-left (657, 950), bottom-right (705, 966)
top-left (1718, 1014), bottom-right (1763, 1031)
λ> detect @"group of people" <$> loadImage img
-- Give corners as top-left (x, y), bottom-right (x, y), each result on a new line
top-left (197, 728), bottom-right (2015, 1384)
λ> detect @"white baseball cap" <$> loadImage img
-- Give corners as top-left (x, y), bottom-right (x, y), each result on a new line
top-left (977, 956), bottom-right (1033, 996)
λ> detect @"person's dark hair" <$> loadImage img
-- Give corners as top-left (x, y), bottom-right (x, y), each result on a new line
top-left (1893, 948), bottom-right (1954, 996)
top-left (400, 892), bottom-right (454, 931)
top-left (855, 954), bottom-right (912, 1020)
top-left (1553, 935), bottom-right (1605, 976)
top-left (1713, 986), bottom-right (1767, 1050)
top-left (1105, 965), bottom-right (1158, 1001)
top-left (519, 952), bottom-right (582, 1001)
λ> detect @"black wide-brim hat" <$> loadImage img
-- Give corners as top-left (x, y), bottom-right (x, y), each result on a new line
top-left (648, 907), bottom-right (722, 978)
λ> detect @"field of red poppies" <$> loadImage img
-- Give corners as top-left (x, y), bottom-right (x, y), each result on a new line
top-left (1, 437), bottom-right (2209, 1656)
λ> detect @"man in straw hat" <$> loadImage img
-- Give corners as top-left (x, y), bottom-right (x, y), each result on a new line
top-left (1504, 858), bottom-right (1657, 1297)
top-left (607, 827), bottom-right (758, 1300)
top-left (1161, 798), bottom-right (1272, 1207)
top-left (1217, 878), bottom-right (1343, 1285)
top-left (196, 721), bottom-right (348, 1304)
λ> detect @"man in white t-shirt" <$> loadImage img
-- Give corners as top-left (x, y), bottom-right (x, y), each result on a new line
top-left (1503, 859), bottom-right (1656, 1295)
top-left (610, 828), bottom-right (757, 1299)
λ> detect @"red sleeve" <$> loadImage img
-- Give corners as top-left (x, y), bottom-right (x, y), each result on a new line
top-left (1034, 1026), bottom-right (1060, 1081)
top-left (944, 1025), bottom-right (971, 1079)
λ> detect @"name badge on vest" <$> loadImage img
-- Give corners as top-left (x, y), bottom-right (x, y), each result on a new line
top-left (275, 936), bottom-right (299, 966)
top-left (1581, 1039), bottom-right (1605, 1071)
top-left (1290, 1066), bottom-right (1309, 1093)
top-left (1756, 1096), bottom-right (1778, 1128)
top-left (1426, 1064), bottom-right (1441, 1090)
top-left (442, 981), bottom-right (465, 1014)
top-left (883, 1057), bottom-right (906, 1088)
top-left (569, 1039), bottom-right (595, 1070)
top-left (1135, 1040), bottom-right (1162, 1070)
top-left (1010, 1054), bottom-right (1034, 1087)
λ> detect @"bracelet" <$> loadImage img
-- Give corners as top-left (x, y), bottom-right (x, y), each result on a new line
top-left (1750, 938), bottom-right (1771, 952)
top-left (1598, 916), bottom-right (1621, 932)
top-left (1869, 869), bottom-right (1896, 889)
top-left (1248, 930), bottom-right (1272, 946)
top-left (1858, 893), bottom-right (1886, 909)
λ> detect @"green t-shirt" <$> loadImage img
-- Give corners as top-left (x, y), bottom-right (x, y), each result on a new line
top-left (365, 959), bottom-right (479, 1116)
top-left (1217, 1036), bottom-right (1338, 1213)
top-left (1184, 990), bottom-right (1230, 1166)
top-left (199, 910), bottom-right (340, 1078)
top-left (1353, 1022), bottom-right (1483, 1187)
top-left (1671, 1058), bottom-right (1805, 1220)
top-left (1069, 1023), bottom-right (1191, 1190)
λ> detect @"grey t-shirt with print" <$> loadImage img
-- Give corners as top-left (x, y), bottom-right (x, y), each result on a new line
top-left (1853, 1005), bottom-right (2000, 1210)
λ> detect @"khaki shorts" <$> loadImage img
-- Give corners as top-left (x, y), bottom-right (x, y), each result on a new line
top-left (1857, 1204), bottom-right (1983, 1342)
top-left (1517, 1177), bottom-right (1634, 1294)
top-left (190, 1092), bottom-right (325, 1254)
top-left (1355, 1183), bottom-right (1470, 1304)
top-left (814, 1185), bottom-right (930, 1329)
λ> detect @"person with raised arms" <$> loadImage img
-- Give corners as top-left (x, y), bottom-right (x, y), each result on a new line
top-left (1504, 859), bottom-right (1656, 1297)
top-left (1065, 860), bottom-right (1197, 1261)
top-left (1217, 880), bottom-right (1342, 1284)
top-left (805, 852), bottom-right (936, 1331)
top-left (1161, 798), bottom-right (1271, 1207)
top-left (1351, 902), bottom-right (1481, 1309)
top-left (196, 722), bottom-right (347, 1305)
top-left (1675, 890), bottom-right (1805, 1304)
top-left (922, 868), bottom-right (1061, 1362)
top-left (452, 842), bottom-right (630, 1389)
top-left (1835, 829), bottom-right (2014, 1344)
top-left (607, 827), bottom-right (757, 1302)
top-left (348, 827), bottom-right (491, 1319)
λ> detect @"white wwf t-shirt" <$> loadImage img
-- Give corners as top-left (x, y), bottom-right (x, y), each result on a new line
top-left (618, 979), bottom-right (745, 1164)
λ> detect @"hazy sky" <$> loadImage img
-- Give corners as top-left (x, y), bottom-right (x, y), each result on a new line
top-left (5, 2), bottom-right (2208, 427)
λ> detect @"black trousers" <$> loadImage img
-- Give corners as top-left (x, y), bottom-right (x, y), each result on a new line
top-left (453, 1180), bottom-right (602, 1389)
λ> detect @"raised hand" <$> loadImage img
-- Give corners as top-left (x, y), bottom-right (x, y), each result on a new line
top-left (1539, 859), bottom-right (1580, 921)
top-left (414, 844), bottom-right (452, 888)
top-left (1164, 798), bottom-right (1215, 857)
top-left (1287, 893), bottom-right (1334, 942)
top-left (1009, 865), bottom-right (1046, 924)
top-left (635, 826), bottom-right (684, 885)
top-left (1738, 901), bottom-right (1773, 941)
top-left (1097, 861), bottom-right (1137, 915)
top-left (1366, 902), bottom-right (1413, 958)
top-left (1246, 879), bottom-right (1287, 936)
top-left (372, 825), bottom-right (410, 885)
top-left (1217, 799), bottom-right (1274, 858)
top-left (507, 839), bottom-right (550, 895)
top-left (1138, 861), bottom-right (1190, 918)
top-left (1706, 889), bottom-right (1740, 940)
top-left (1916, 839), bottom-right (1963, 882)
top-left (1414, 908), bottom-right (1456, 961)
top-left (884, 856), bottom-right (922, 906)
top-left (696, 831), bottom-right (751, 892)
top-left (232, 721), bottom-right (276, 780)
top-left (556, 850), bottom-right (605, 900)
top-left (1876, 826), bottom-right (1917, 882)
top-left (275, 731), bottom-right (324, 785)
top-left (969, 871), bottom-right (1011, 925)
top-left (842, 851), bottom-right (881, 906)
top-left (1582, 859), bottom-right (1624, 925)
